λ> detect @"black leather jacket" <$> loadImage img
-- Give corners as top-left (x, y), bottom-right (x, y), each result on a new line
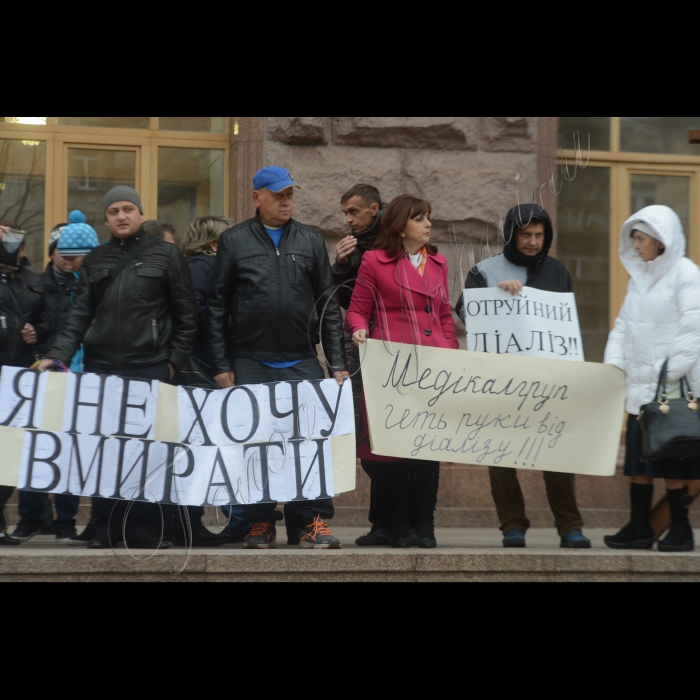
top-left (0, 267), bottom-right (51, 369)
top-left (206, 214), bottom-right (346, 376)
top-left (49, 231), bottom-right (198, 373)
top-left (35, 263), bottom-right (80, 357)
top-left (331, 203), bottom-right (387, 310)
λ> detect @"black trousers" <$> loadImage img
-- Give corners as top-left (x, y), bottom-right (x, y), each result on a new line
top-left (232, 357), bottom-right (335, 525)
top-left (0, 486), bottom-right (13, 532)
top-left (372, 460), bottom-right (440, 539)
top-left (85, 361), bottom-right (173, 539)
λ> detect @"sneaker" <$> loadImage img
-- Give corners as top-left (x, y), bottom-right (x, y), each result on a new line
top-left (243, 523), bottom-right (278, 550)
top-left (225, 525), bottom-right (254, 545)
top-left (54, 522), bottom-right (77, 544)
top-left (561, 530), bottom-right (592, 549)
top-left (299, 516), bottom-right (341, 550)
top-left (68, 519), bottom-right (98, 547)
top-left (503, 530), bottom-right (527, 549)
top-left (12, 519), bottom-right (42, 543)
top-left (0, 530), bottom-right (20, 547)
top-left (356, 528), bottom-right (391, 547)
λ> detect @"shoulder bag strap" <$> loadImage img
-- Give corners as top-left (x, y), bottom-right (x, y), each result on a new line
top-left (655, 359), bottom-right (670, 401)
top-left (92, 236), bottom-right (157, 312)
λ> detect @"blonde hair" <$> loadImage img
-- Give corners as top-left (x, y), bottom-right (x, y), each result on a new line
top-left (182, 216), bottom-right (235, 258)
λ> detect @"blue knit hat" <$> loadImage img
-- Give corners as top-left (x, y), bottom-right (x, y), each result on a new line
top-left (58, 211), bottom-right (100, 256)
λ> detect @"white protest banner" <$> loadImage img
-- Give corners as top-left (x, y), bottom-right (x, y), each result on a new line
top-left (0, 367), bottom-right (356, 506)
top-left (362, 340), bottom-right (625, 476)
top-left (463, 287), bottom-right (585, 362)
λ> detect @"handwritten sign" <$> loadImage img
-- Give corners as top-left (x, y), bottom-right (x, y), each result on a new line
top-left (362, 340), bottom-right (625, 476)
top-left (463, 287), bottom-right (585, 362)
top-left (0, 367), bottom-right (357, 505)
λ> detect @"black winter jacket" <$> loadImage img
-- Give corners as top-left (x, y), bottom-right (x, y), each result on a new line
top-left (49, 230), bottom-right (198, 373)
top-left (0, 267), bottom-right (51, 369)
top-left (331, 203), bottom-right (387, 310)
top-left (35, 264), bottom-right (80, 357)
top-left (187, 254), bottom-right (216, 360)
top-left (206, 214), bottom-right (347, 376)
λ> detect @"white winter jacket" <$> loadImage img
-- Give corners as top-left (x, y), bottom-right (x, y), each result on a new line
top-left (605, 205), bottom-right (700, 415)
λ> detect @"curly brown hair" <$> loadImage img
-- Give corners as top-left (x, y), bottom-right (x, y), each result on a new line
top-left (374, 195), bottom-right (436, 259)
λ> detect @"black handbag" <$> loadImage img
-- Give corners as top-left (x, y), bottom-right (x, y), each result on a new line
top-left (638, 360), bottom-right (700, 461)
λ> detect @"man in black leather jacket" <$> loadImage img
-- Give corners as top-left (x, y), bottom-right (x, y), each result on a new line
top-left (39, 187), bottom-right (200, 550)
top-left (207, 166), bottom-right (349, 550)
top-left (0, 222), bottom-right (51, 547)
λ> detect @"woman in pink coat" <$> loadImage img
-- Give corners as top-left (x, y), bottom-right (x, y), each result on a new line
top-left (347, 195), bottom-right (459, 548)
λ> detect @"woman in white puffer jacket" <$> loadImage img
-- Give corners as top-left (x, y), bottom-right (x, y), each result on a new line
top-left (604, 205), bottom-right (700, 553)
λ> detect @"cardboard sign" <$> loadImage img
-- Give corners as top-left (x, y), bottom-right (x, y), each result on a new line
top-left (463, 287), bottom-right (585, 362)
top-left (0, 367), bottom-right (356, 506)
top-left (362, 340), bottom-right (625, 476)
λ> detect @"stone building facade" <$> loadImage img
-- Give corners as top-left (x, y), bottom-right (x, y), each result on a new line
top-left (232, 117), bottom-right (633, 529)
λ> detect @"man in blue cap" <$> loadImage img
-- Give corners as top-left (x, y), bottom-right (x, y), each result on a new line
top-left (207, 166), bottom-right (349, 550)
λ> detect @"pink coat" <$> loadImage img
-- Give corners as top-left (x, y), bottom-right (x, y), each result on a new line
top-left (346, 249), bottom-right (459, 350)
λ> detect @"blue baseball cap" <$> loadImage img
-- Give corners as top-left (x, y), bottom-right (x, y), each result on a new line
top-left (253, 166), bottom-right (301, 193)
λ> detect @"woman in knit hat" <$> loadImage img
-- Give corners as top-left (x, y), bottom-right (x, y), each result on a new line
top-left (12, 212), bottom-right (101, 546)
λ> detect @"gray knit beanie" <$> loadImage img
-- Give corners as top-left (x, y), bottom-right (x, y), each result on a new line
top-left (103, 186), bottom-right (144, 216)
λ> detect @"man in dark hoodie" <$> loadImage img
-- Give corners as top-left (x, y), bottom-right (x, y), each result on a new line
top-left (458, 204), bottom-right (591, 551)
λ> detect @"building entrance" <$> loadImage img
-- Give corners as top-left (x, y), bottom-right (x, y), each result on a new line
top-left (0, 118), bottom-right (231, 268)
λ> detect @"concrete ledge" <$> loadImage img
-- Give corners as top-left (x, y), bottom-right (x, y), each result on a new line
top-left (0, 530), bottom-right (698, 582)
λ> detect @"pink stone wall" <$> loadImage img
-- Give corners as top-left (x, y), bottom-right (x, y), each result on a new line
top-left (229, 117), bottom-right (639, 531)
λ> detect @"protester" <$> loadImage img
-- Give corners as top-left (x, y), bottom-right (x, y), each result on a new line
top-left (330, 185), bottom-right (398, 546)
top-left (143, 220), bottom-right (176, 245)
top-left (347, 194), bottom-right (459, 549)
top-left (38, 187), bottom-right (200, 550)
top-left (179, 215), bottom-right (240, 545)
top-left (182, 215), bottom-right (235, 369)
top-left (458, 204), bottom-right (591, 550)
top-left (0, 221), bottom-right (51, 547)
top-left (604, 206), bottom-right (700, 553)
top-left (14, 214), bottom-right (99, 544)
top-left (207, 166), bottom-right (349, 550)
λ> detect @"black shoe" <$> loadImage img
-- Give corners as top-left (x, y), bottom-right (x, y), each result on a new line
top-left (126, 534), bottom-right (171, 551)
top-left (658, 488), bottom-right (695, 553)
top-left (86, 523), bottom-right (123, 550)
top-left (391, 538), bottom-right (412, 549)
top-left (68, 519), bottom-right (99, 547)
top-left (356, 528), bottom-right (391, 547)
top-left (503, 530), bottom-right (527, 549)
top-left (171, 525), bottom-right (228, 548)
top-left (416, 523), bottom-right (436, 549)
top-left (54, 522), bottom-right (77, 544)
top-left (604, 483), bottom-right (655, 550)
top-left (12, 519), bottom-right (42, 543)
top-left (0, 531), bottom-right (20, 547)
top-left (604, 522), bottom-right (654, 550)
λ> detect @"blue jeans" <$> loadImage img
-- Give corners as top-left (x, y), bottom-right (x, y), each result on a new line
top-left (19, 492), bottom-right (80, 528)
top-left (221, 505), bottom-right (252, 533)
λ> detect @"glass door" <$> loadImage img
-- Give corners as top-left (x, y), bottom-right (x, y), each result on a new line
top-left (63, 145), bottom-right (140, 242)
